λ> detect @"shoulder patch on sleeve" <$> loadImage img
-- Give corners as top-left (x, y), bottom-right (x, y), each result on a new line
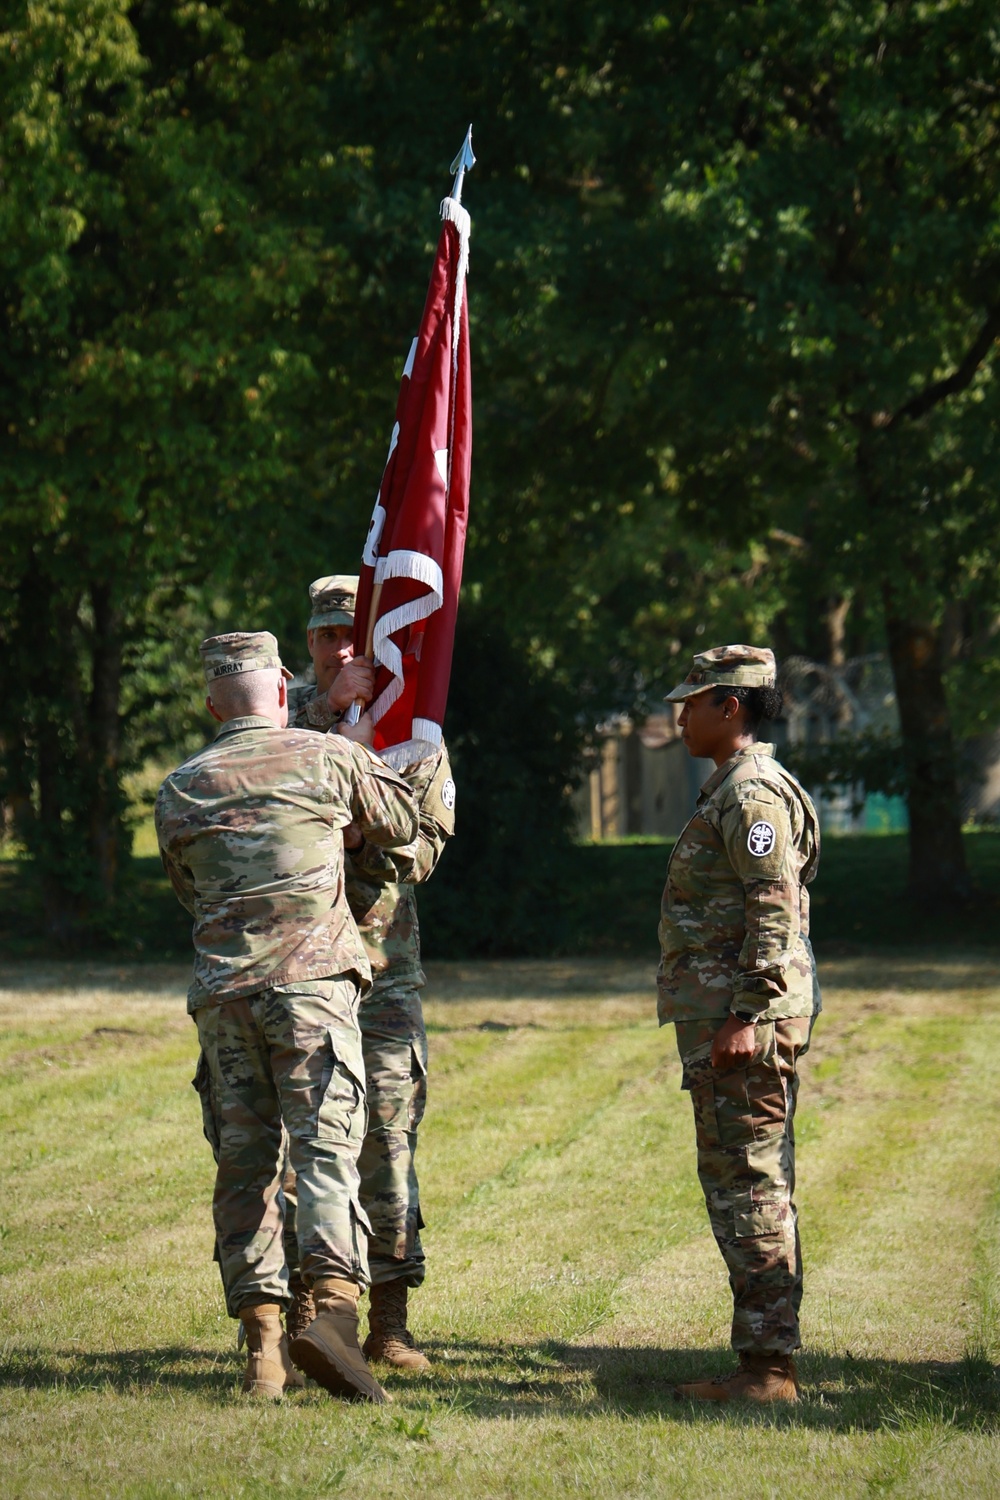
top-left (747, 820), bottom-right (777, 857)
top-left (414, 751), bottom-right (456, 834)
top-left (723, 792), bottom-right (791, 880)
top-left (304, 694), bottom-right (336, 730)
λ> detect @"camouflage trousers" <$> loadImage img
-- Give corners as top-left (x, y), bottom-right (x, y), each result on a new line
top-left (192, 976), bottom-right (371, 1318)
top-left (675, 1014), bottom-right (813, 1356)
top-left (284, 976), bottom-right (427, 1288)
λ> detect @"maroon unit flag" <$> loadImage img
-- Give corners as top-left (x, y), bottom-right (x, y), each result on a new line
top-left (353, 195), bottom-right (472, 768)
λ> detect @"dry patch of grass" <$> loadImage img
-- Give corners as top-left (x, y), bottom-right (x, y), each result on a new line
top-left (1, 956), bottom-right (999, 1498)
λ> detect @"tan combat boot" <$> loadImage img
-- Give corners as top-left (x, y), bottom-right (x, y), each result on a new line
top-left (238, 1302), bottom-right (305, 1399)
top-left (289, 1277), bottom-right (389, 1403)
top-left (286, 1273), bottom-right (316, 1343)
top-left (674, 1351), bottom-right (800, 1404)
top-left (364, 1281), bottom-right (431, 1373)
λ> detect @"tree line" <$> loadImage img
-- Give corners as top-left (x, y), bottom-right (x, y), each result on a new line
top-left (1, 1), bottom-right (998, 947)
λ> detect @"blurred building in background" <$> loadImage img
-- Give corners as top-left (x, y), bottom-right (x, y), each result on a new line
top-left (575, 653), bottom-right (1000, 841)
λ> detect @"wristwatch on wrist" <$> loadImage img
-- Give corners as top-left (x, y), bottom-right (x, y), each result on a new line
top-left (732, 1007), bottom-right (759, 1025)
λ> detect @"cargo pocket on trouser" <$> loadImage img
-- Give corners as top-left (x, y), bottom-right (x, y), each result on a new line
top-left (192, 1050), bottom-right (221, 1163)
top-left (350, 1196), bottom-right (374, 1284)
top-left (316, 1035), bottom-right (368, 1149)
top-left (722, 1186), bottom-right (795, 1292)
top-left (408, 1041), bottom-right (428, 1132)
top-left (680, 1044), bottom-right (721, 1152)
top-left (726, 1185), bottom-right (801, 1353)
top-left (732, 1193), bottom-right (788, 1242)
top-left (192, 1050), bottom-right (227, 1286)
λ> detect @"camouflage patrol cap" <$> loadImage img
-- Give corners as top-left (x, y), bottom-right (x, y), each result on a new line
top-left (308, 574), bottom-right (358, 630)
top-left (199, 631), bottom-right (293, 683)
top-left (665, 644), bottom-right (776, 702)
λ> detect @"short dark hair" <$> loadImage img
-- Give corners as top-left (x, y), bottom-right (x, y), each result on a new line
top-left (711, 683), bottom-right (784, 734)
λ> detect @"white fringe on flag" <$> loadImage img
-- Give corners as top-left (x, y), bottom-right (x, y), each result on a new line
top-left (379, 718), bottom-right (443, 772)
top-left (439, 196), bottom-right (471, 246)
top-left (439, 195), bottom-right (471, 485)
top-left (412, 716), bottom-right (444, 748)
top-left (374, 548), bottom-right (444, 595)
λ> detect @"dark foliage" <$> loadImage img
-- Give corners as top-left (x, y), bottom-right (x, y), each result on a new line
top-left (417, 606), bottom-right (586, 957)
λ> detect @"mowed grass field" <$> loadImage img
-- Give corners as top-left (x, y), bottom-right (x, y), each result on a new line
top-left (2, 955), bottom-right (1000, 1498)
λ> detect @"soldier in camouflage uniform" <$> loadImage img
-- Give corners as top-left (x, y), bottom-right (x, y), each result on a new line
top-left (283, 574), bottom-right (455, 1372)
top-left (155, 631), bottom-right (418, 1403)
top-left (657, 645), bottom-right (821, 1404)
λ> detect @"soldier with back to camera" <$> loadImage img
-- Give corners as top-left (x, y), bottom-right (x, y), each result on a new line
top-left (283, 575), bottom-right (456, 1372)
top-left (155, 631), bottom-right (417, 1403)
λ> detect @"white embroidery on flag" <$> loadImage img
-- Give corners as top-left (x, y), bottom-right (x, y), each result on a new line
top-left (363, 502), bottom-right (386, 567)
top-left (369, 552), bottom-right (445, 724)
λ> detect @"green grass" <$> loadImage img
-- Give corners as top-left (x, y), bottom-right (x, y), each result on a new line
top-left (3, 831), bottom-right (1000, 961)
top-left (2, 955), bottom-right (1000, 1497)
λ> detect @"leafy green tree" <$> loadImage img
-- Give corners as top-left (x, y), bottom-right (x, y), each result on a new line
top-left (0, 1), bottom-right (367, 937)
top-left (416, 604), bottom-right (586, 956)
top-left (311, 0), bottom-right (1000, 900)
top-left (651, 1), bottom-right (1000, 900)
top-left (5, 0), bottom-right (1000, 945)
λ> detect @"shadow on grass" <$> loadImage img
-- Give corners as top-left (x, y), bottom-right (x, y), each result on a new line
top-left (395, 1339), bottom-right (1000, 1432)
top-left (5, 1338), bottom-right (998, 1432)
top-left (0, 1343), bottom-right (238, 1397)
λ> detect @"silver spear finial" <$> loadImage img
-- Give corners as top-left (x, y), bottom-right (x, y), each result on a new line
top-left (449, 125), bottom-right (476, 204)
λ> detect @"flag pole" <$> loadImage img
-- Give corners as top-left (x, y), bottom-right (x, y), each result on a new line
top-left (344, 128), bottom-right (475, 729)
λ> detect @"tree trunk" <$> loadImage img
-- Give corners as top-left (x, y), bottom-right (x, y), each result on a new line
top-left (824, 593), bottom-right (851, 672)
top-left (36, 712), bottom-right (80, 945)
top-left (823, 593), bottom-right (853, 730)
top-left (881, 591), bottom-right (971, 902)
top-left (86, 584), bottom-right (125, 904)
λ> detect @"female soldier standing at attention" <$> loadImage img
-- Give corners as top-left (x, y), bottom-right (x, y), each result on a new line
top-left (659, 645), bottom-right (821, 1405)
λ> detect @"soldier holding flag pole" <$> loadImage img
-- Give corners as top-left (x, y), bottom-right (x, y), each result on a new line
top-left (284, 575), bottom-right (455, 1370)
top-left (282, 132), bottom-right (474, 1373)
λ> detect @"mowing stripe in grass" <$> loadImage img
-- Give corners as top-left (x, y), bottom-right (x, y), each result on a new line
top-left (421, 1011), bottom-right (657, 1218)
top-left (4, 965), bottom-right (1000, 1500)
top-left (581, 995), bottom-right (992, 1361)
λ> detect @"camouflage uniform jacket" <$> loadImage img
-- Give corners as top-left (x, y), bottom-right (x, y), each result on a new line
top-left (155, 714), bottom-right (418, 1009)
top-left (287, 682), bottom-right (455, 982)
top-left (657, 743), bottom-right (821, 1026)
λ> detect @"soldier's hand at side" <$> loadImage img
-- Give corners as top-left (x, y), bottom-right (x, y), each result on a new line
top-left (342, 821), bottom-right (364, 850)
top-left (327, 656), bottom-right (375, 713)
top-left (711, 1015), bottom-right (758, 1071)
top-left (337, 711), bottom-right (374, 745)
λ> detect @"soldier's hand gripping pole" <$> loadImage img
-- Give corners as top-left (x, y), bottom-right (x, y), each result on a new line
top-left (343, 581), bottom-right (382, 727)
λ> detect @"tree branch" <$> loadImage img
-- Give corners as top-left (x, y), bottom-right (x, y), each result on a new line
top-left (888, 303), bottom-right (1000, 427)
